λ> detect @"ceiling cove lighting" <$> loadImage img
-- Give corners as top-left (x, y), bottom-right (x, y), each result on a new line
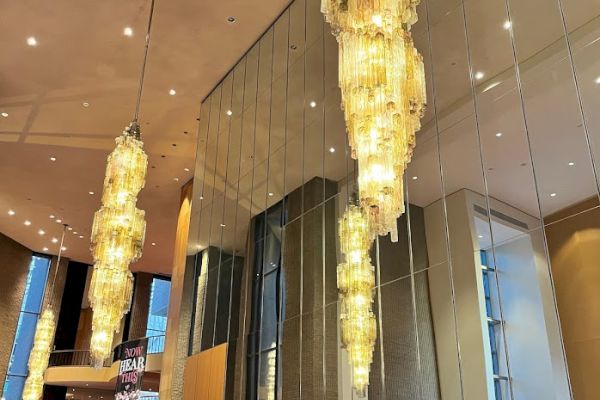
top-left (22, 226), bottom-right (67, 400)
top-left (337, 205), bottom-right (377, 396)
top-left (322, 0), bottom-right (426, 243)
top-left (88, 0), bottom-right (155, 368)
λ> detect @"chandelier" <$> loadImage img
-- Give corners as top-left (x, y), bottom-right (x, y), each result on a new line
top-left (337, 205), bottom-right (377, 396)
top-left (22, 226), bottom-right (67, 400)
top-left (88, 0), bottom-right (155, 367)
top-left (322, 0), bottom-right (426, 242)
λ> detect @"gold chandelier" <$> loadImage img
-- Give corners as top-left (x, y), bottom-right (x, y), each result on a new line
top-left (338, 205), bottom-right (377, 396)
top-left (88, 0), bottom-right (155, 367)
top-left (89, 127), bottom-right (147, 367)
top-left (22, 226), bottom-right (67, 400)
top-left (322, 0), bottom-right (426, 242)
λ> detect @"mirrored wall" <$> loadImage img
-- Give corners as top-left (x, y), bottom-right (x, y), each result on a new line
top-left (183, 0), bottom-right (600, 398)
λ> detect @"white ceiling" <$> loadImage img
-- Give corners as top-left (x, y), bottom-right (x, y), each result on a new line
top-left (0, 0), bottom-right (290, 274)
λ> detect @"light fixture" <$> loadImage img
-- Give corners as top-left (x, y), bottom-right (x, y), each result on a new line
top-left (169, 88), bottom-right (176, 96)
top-left (323, 0), bottom-right (426, 243)
top-left (337, 205), bottom-right (377, 396)
top-left (79, 235), bottom-right (84, 239)
top-left (503, 20), bottom-right (512, 30)
top-left (412, 176), bottom-right (418, 180)
top-left (26, 36), bottom-right (37, 47)
top-left (1, 112), bottom-right (8, 118)
top-left (52, 237), bottom-right (58, 243)
top-left (49, 215), bottom-right (55, 219)
top-left (88, 191), bottom-right (95, 195)
top-left (38, 229), bottom-right (45, 236)
top-left (123, 26), bottom-right (133, 37)
top-left (268, 192), bottom-right (274, 197)
top-left (309, 101), bottom-right (317, 108)
top-left (227, 16), bottom-right (236, 23)
top-left (173, 177), bottom-right (179, 182)
top-left (24, 220), bottom-right (32, 226)
top-left (595, 77), bottom-right (600, 84)
top-left (329, 147), bottom-right (335, 153)
top-left (478, 235), bottom-right (484, 239)
top-left (220, 223), bottom-right (226, 227)
top-left (82, 102), bottom-right (90, 108)
top-left (184, 167), bottom-right (190, 172)
top-left (67, 226), bottom-right (73, 231)
top-left (475, 71), bottom-right (485, 80)
top-left (61, 246), bottom-right (67, 251)
top-left (568, 162), bottom-right (575, 166)
top-left (50, 157), bottom-right (57, 162)
top-left (22, 226), bottom-right (66, 400)
top-left (496, 132), bottom-right (503, 137)
top-left (88, 0), bottom-right (154, 368)
top-left (56, 219), bottom-right (62, 223)
top-left (8, 210), bottom-right (15, 216)
top-left (151, 242), bottom-right (156, 246)
top-left (550, 193), bottom-right (557, 197)
top-left (73, 231), bottom-right (78, 235)
top-left (226, 110), bottom-right (233, 116)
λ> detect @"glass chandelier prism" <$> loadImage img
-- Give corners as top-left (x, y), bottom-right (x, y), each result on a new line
top-left (89, 123), bottom-right (147, 367)
top-left (322, 0), bottom-right (426, 242)
top-left (337, 205), bottom-right (377, 396)
top-left (22, 309), bottom-right (56, 400)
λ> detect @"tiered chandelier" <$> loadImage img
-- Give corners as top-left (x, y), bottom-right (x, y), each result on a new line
top-left (88, 0), bottom-right (155, 367)
top-left (337, 205), bottom-right (377, 397)
top-left (322, 0), bottom-right (426, 242)
top-left (22, 226), bottom-right (67, 400)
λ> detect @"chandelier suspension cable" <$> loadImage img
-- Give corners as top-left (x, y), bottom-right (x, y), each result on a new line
top-left (47, 225), bottom-right (67, 308)
top-left (132, 0), bottom-right (157, 127)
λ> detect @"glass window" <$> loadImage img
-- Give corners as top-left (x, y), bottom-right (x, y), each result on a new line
top-left (3, 254), bottom-right (51, 400)
top-left (146, 277), bottom-right (171, 353)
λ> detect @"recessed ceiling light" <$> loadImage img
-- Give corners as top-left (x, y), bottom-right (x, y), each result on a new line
top-left (49, 215), bottom-right (55, 219)
top-left (496, 132), bottom-right (503, 137)
top-left (56, 219), bottom-right (62, 223)
top-left (151, 242), bottom-right (156, 246)
top-left (24, 220), bottom-right (31, 226)
top-left (309, 101), bottom-right (317, 108)
top-left (43, 247), bottom-right (49, 252)
top-left (595, 77), bottom-right (600, 84)
top-left (79, 235), bottom-right (84, 239)
top-left (169, 89), bottom-right (177, 96)
top-left (174, 177), bottom-right (179, 182)
top-left (67, 226), bottom-right (73, 231)
top-left (1, 112), bottom-right (7, 118)
top-left (227, 16), bottom-right (237, 24)
top-left (52, 237), bottom-right (58, 243)
top-left (38, 229), bottom-right (45, 235)
top-left (568, 161), bottom-right (575, 166)
top-left (220, 223), bottom-right (226, 227)
top-left (226, 110), bottom-right (233, 116)
top-left (123, 26), bottom-right (133, 37)
top-left (82, 102), bottom-right (90, 108)
top-left (26, 36), bottom-right (37, 47)
top-left (550, 193), bottom-right (557, 197)
top-left (200, 196), bottom-right (204, 200)
top-left (329, 147), bottom-right (335, 153)
top-left (50, 156), bottom-right (57, 162)
top-left (412, 176), bottom-right (418, 180)
top-left (8, 210), bottom-right (15, 216)
top-left (73, 231), bottom-right (78, 235)
top-left (184, 167), bottom-right (190, 172)
top-left (61, 246), bottom-right (67, 251)
top-left (503, 20), bottom-right (512, 30)
top-left (474, 71), bottom-right (485, 80)
top-left (88, 191), bottom-right (95, 195)
top-left (268, 192), bottom-right (274, 197)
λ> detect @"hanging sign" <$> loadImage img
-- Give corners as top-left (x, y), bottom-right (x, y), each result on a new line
top-left (115, 337), bottom-right (148, 400)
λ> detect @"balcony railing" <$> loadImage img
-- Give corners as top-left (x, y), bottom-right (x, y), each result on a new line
top-left (48, 335), bottom-right (165, 368)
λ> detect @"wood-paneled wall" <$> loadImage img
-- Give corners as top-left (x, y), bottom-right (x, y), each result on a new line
top-left (183, 344), bottom-right (227, 400)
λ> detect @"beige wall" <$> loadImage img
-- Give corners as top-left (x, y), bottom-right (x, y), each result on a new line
top-left (546, 203), bottom-right (600, 400)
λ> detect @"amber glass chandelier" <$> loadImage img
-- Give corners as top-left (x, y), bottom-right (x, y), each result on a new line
top-left (338, 205), bottom-right (377, 396)
top-left (22, 226), bottom-right (67, 400)
top-left (322, 0), bottom-right (426, 242)
top-left (88, 0), bottom-right (155, 367)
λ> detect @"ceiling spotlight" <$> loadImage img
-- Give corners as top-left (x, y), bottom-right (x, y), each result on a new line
top-left (52, 237), bottom-right (58, 243)
top-left (174, 177), bottom-right (180, 182)
top-left (1, 112), bottom-right (7, 118)
top-left (8, 210), bottom-right (15, 216)
top-left (38, 229), bottom-right (45, 235)
top-left (49, 215), bottom-right (55, 219)
top-left (226, 110), bottom-right (233, 116)
top-left (61, 246), bottom-right (67, 251)
top-left (79, 235), bottom-right (84, 239)
top-left (227, 16), bottom-right (237, 24)
top-left (169, 89), bottom-right (177, 96)
top-left (43, 247), bottom-right (49, 252)
top-left (595, 77), bottom-right (600, 84)
top-left (184, 167), bottom-right (190, 172)
top-left (73, 231), bottom-right (78, 235)
top-left (88, 191), bottom-right (95, 195)
top-left (503, 20), bottom-right (512, 30)
top-left (329, 147), bottom-right (336, 153)
top-left (220, 223), bottom-right (226, 227)
top-left (26, 36), bottom-right (37, 47)
top-left (474, 71), bottom-right (485, 80)
top-left (151, 242), bottom-right (156, 246)
top-left (495, 132), bottom-right (503, 137)
top-left (56, 219), bottom-right (62, 223)
top-left (67, 226), bottom-right (73, 231)
top-left (412, 176), bottom-right (418, 180)
top-left (82, 102), bottom-right (90, 108)
top-left (550, 193), bottom-right (557, 197)
top-left (568, 161), bottom-right (575, 166)
top-left (24, 220), bottom-right (31, 226)
top-left (309, 101), bottom-right (317, 108)
top-left (50, 156), bottom-right (57, 162)
top-left (268, 192), bottom-right (274, 197)
top-left (199, 195), bottom-right (204, 200)
top-left (123, 26), bottom-right (133, 37)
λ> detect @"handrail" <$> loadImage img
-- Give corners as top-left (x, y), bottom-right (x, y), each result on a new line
top-left (48, 335), bottom-right (166, 368)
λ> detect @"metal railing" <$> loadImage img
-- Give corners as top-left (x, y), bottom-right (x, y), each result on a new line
top-left (48, 335), bottom-right (165, 368)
